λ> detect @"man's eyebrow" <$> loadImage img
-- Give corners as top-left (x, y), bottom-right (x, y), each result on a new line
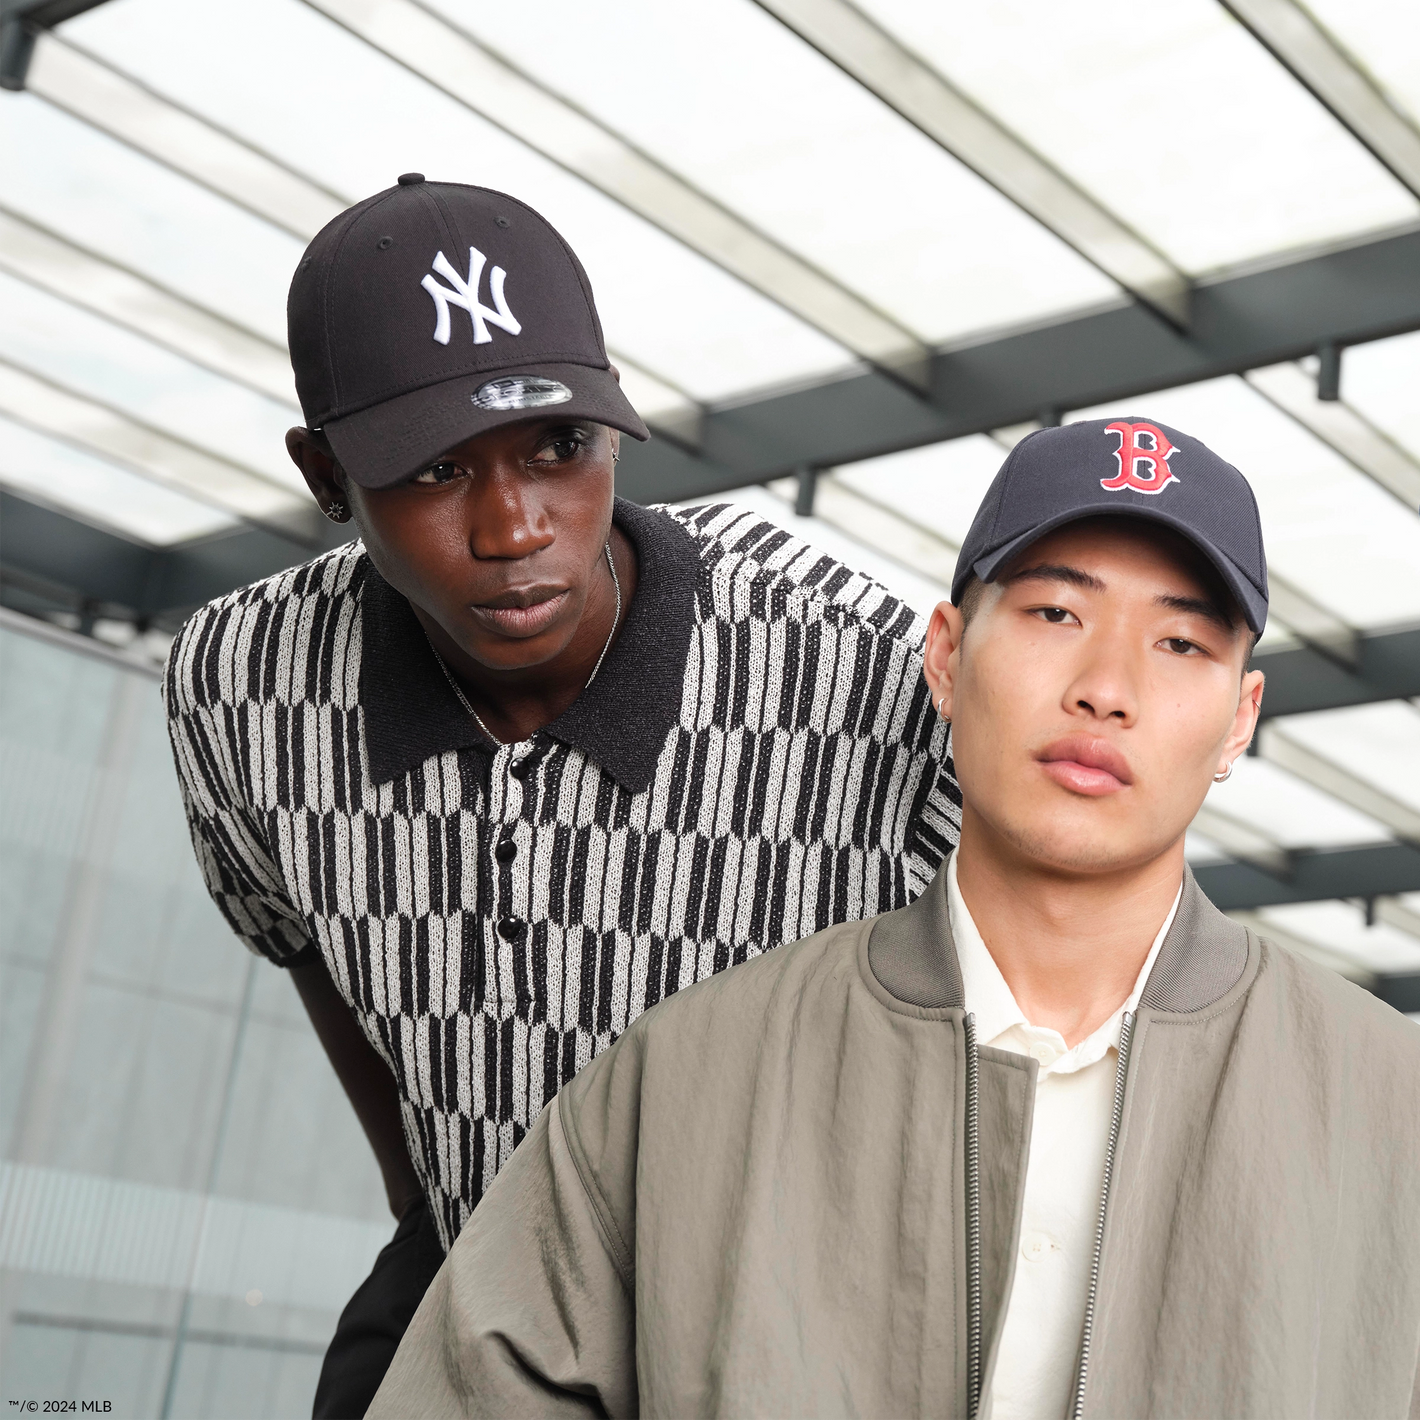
top-left (1155, 593), bottom-right (1237, 632)
top-left (1002, 564), bottom-right (1106, 593)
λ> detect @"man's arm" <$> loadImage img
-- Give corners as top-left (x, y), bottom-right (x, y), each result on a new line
top-left (368, 1091), bottom-right (637, 1419)
top-left (291, 958), bottom-right (423, 1219)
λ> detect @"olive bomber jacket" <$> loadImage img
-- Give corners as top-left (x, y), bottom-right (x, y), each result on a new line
top-left (370, 857), bottom-right (1420, 1419)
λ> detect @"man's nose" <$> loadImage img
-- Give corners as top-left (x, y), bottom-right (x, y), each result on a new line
top-left (1063, 644), bottom-right (1139, 725)
top-left (465, 471), bottom-right (555, 561)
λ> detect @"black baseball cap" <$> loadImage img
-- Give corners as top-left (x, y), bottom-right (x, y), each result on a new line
top-left (952, 418), bottom-right (1268, 634)
top-left (287, 174), bottom-right (649, 488)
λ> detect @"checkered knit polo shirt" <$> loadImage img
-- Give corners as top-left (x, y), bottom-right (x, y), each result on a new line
top-left (165, 499), bottom-right (960, 1248)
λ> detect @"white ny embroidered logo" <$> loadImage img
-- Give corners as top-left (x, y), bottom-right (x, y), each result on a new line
top-left (420, 247), bottom-right (522, 346)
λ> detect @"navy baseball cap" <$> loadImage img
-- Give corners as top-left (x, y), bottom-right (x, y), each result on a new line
top-left (288, 174), bottom-right (649, 488)
top-left (952, 418), bottom-right (1269, 634)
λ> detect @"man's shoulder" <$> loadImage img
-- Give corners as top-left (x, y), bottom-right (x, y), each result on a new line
top-left (164, 540), bottom-right (368, 715)
top-left (1255, 935), bottom-right (1420, 1071)
top-left (658, 501), bottom-right (927, 649)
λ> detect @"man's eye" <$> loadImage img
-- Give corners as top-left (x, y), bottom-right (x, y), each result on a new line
top-left (1033, 606), bottom-right (1074, 624)
top-left (412, 462), bottom-right (463, 485)
top-left (1164, 637), bottom-right (1201, 655)
top-left (532, 434), bottom-right (586, 464)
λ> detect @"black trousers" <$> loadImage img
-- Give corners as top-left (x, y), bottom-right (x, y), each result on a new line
top-left (313, 1196), bottom-right (446, 1419)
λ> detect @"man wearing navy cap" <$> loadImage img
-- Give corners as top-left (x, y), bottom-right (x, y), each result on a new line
top-left (370, 420), bottom-right (1420, 1420)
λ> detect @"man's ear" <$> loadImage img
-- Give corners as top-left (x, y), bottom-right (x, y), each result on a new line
top-left (922, 599), bottom-right (965, 721)
top-left (1217, 668), bottom-right (1265, 777)
top-left (286, 427), bottom-right (349, 521)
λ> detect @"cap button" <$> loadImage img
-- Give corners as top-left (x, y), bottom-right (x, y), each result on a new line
top-left (397, 172), bottom-right (425, 186)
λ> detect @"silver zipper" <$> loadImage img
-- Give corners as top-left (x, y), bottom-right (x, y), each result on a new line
top-left (1068, 1010), bottom-right (1135, 1420)
top-left (963, 1011), bottom-right (983, 1420)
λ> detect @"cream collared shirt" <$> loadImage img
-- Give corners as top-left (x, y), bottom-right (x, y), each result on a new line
top-left (948, 853), bottom-right (1181, 1420)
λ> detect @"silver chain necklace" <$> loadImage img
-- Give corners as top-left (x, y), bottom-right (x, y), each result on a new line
top-left (424, 540), bottom-right (621, 749)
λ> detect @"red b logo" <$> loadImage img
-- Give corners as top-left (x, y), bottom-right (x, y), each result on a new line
top-left (1101, 421), bottom-right (1178, 495)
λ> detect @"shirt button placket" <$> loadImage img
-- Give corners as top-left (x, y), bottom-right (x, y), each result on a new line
top-left (496, 747), bottom-right (530, 952)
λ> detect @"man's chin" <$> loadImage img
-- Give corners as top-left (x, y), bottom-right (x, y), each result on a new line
top-left (979, 810), bottom-right (1182, 879)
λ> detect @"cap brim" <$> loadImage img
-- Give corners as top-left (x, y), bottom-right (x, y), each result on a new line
top-left (972, 506), bottom-right (1269, 636)
top-left (324, 361), bottom-right (651, 489)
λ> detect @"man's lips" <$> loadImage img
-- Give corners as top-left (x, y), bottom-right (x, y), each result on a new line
top-left (466, 587), bottom-right (568, 638)
top-left (1036, 735), bottom-right (1135, 796)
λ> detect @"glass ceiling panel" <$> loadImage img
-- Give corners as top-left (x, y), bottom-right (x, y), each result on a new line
top-left (832, 435), bottom-right (1007, 550)
top-left (1204, 754), bottom-right (1392, 849)
top-left (1339, 330), bottom-right (1420, 464)
top-left (1305, 0), bottom-right (1420, 128)
top-left (857, 0), bottom-right (1418, 274)
top-left (0, 95), bottom-right (301, 345)
top-left (0, 271), bottom-right (302, 494)
top-left (1070, 376), bottom-right (1420, 629)
top-left (1278, 701), bottom-right (1420, 814)
top-left (64, 0), bottom-right (854, 402)
top-left (1258, 900), bottom-right (1420, 975)
top-left (0, 414), bottom-right (236, 546)
top-left (416, 0), bottom-right (1118, 344)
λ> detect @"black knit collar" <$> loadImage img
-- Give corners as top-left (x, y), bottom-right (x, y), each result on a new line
top-left (359, 498), bottom-right (699, 793)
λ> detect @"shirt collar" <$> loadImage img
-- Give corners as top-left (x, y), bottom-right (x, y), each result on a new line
top-left (949, 851), bottom-right (1181, 1074)
top-left (360, 497), bottom-right (699, 793)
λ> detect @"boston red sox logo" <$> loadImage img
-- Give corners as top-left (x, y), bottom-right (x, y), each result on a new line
top-left (1101, 421), bottom-right (1178, 495)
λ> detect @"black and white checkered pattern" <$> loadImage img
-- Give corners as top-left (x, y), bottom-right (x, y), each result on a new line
top-left (165, 501), bottom-right (960, 1248)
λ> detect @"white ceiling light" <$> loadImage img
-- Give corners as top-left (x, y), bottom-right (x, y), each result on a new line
top-left (753, 0), bottom-right (1187, 326)
top-left (301, 0), bottom-right (928, 388)
top-left (1221, 0), bottom-right (1420, 197)
top-left (0, 359), bottom-right (319, 539)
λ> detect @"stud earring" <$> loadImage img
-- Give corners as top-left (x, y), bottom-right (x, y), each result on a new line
top-left (611, 450), bottom-right (620, 464)
top-left (1213, 763), bottom-right (1233, 783)
top-left (325, 501), bottom-right (347, 522)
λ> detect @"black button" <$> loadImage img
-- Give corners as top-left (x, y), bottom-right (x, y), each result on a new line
top-left (497, 918), bottom-right (525, 940)
top-left (397, 171), bottom-right (425, 185)
top-left (495, 839), bottom-right (517, 863)
top-left (509, 758), bottom-right (532, 779)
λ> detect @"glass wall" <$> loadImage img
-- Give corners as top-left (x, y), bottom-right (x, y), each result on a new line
top-left (1, 615), bottom-right (391, 1418)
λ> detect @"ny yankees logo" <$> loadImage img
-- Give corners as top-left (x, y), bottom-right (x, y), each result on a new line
top-left (1101, 420), bottom-right (1178, 495)
top-left (421, 247), bottom-right (522, 346)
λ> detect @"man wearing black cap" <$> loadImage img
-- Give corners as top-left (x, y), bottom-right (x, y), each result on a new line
top-left (163, 175), bottom-right (960, 1416)
top-left (370, 420), bottom-right (1420, 1420)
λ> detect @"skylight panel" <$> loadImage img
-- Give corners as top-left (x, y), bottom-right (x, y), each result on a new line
top-left (1292, 0), bottom-right (1420, 129)
top-left (0, 96), bottom-right (302, 346)
top-left (855, 0), bottom-right (1418, 273)
top-left (1338, 331), bottom-right (1420, 464)
top-left (1070, 376), bottom-right (1420, 629)
top-left (1205, 753), bottom-right (1393, 849)
top-left (0, 271), bottom-right (303, 495)
top-left (1257, 900), bottom-right (1420, 974)
top-left (0, 416), bottom-right (237, 546)
top-left (63, 0), bottom-right (856, 401)
top-left (1276, 701), bottom-right (1420, 815)
top-left (831, 435), bottom-right (1007, 551)
top-left (414, 0), bottom-right (1118, 344)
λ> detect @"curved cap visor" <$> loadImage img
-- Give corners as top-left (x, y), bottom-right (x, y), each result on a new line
top-left (973, 506), bottom-right (1269, 636)
top-left (324, 361), bottom-right (650, 489)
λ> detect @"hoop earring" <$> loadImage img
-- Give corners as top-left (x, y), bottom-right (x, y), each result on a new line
top-left (1213, 763), bottom-right (1233, 783)
top-left (325, 501), bottom-right (347, 522)
top-left (936, 694), bottom-right (949, 720)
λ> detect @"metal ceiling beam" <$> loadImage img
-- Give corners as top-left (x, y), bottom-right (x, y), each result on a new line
top-left (614, 223), bottom-right (1420, 503)
top-left (302, 0), bottom-right (930, 391)
top-left (1195, 842), bottom-right (1420, 910)
top-left (0, 0), bottom-right (107, 89)
top-left (1221, 0), bottom-right (1420, 199)
top-left (0, 491), bottom-right (346, 625)
top-left (1252, 625), bottom-right (1420, 718)
top-left (754, 0), bottom-right (1189, 327)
